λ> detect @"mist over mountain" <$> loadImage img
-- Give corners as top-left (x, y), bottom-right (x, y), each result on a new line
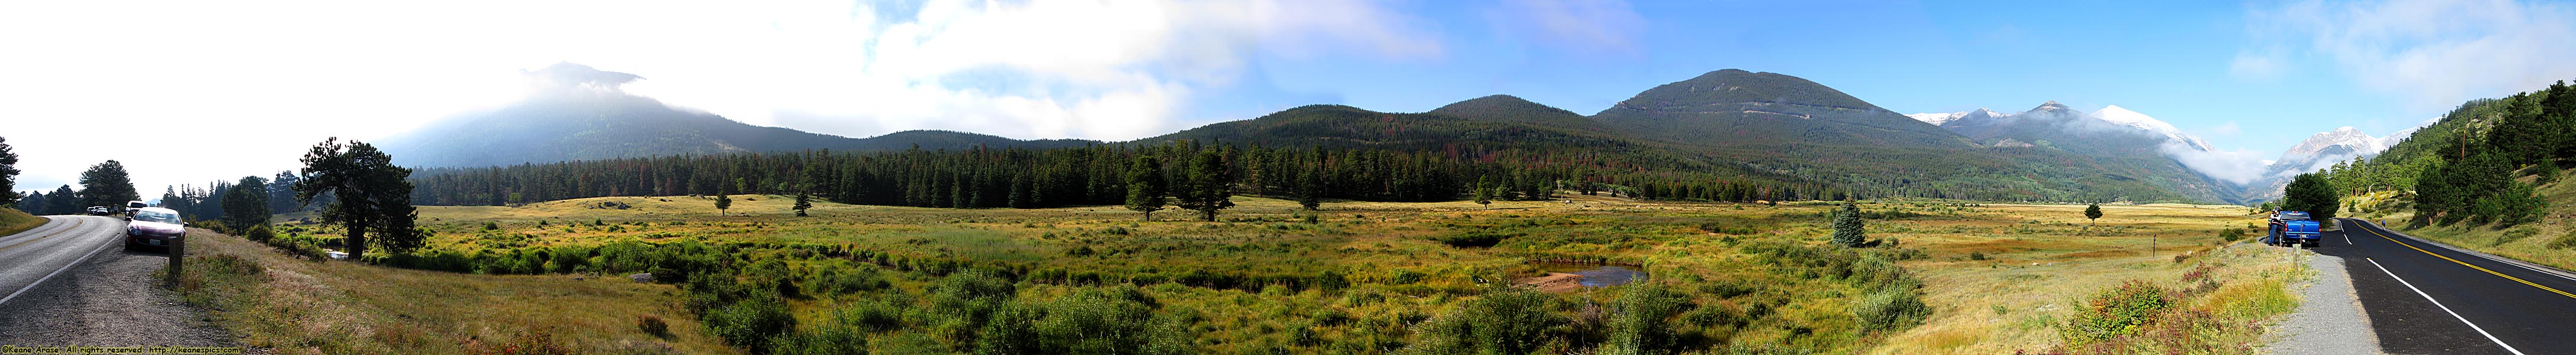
top-left (375, 63), bottom-right (1096, 168)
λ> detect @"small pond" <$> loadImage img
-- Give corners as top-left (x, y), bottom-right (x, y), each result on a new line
top-left (1534, 264), bottom-right (1648, 288)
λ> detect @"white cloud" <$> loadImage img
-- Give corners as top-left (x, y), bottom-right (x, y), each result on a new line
top-left (2244, 0), bottom-right (2576, 110)
top-left (0, 0), bottom-right (1440, 195)
top-left (1486, 0), bottom-right (1645, 54)
top-left (2162, 143), bottom-right (2273, 185)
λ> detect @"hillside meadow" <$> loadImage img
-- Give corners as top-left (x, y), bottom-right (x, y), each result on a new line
top-left (171, 194), bottom-right (2304, 354)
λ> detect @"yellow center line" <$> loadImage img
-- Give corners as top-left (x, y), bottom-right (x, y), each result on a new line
top-left (0, 219), bottom-right (87, 253)
top-left (2350, 219), bottom-right (2576, 299)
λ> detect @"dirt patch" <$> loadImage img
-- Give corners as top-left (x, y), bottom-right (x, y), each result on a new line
top-left (1516, 273), bottom-right (1586, 293)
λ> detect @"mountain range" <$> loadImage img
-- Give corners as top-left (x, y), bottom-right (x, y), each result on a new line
top-left (381, 64), bottom-right (2350, 204)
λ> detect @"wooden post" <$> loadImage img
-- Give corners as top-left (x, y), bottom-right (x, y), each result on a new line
top-left (166, 234), bottom-right (184, 288)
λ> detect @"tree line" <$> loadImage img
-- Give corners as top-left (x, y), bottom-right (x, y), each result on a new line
top-left (405, 141), bottom-right (1852, 213)
top-left (9, 160), bottom-right (145, 216)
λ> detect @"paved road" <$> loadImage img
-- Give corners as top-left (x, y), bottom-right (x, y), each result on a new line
top-left (0, 215), bottom-right (126, 306)
top-left (0, 215), bottom-right (234, 348)
top-left (2312, 218), bottom-right (2576, 355)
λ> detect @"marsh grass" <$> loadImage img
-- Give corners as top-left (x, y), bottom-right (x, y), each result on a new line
top-left (228, 195), bottom-right (2296, 354)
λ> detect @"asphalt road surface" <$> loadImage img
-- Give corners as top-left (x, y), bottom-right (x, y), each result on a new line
top-left (0, 215), bottom-right (233, 348)
top-left (0, 215), bottom-right (126, 306)
top-left (2314, 218), bottom-right (2576, 355)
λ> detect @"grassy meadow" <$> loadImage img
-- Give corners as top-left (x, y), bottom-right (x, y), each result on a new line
top-left (171, 193), bottom-right (2308, 354)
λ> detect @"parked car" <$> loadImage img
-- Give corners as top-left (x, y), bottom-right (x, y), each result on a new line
top-left (2265, 211), bottom-right (2322, 247)
top-left (125, 201), bottom-right (148, 215)
top-left (86, 206), bottom-right (112, 215)
top-left (124, 207), bottom-right (187, 252)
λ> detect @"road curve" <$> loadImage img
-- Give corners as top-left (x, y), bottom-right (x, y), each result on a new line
top-left (2314, 218), bottom-right (2576, 355)
top-left (0, 215), bottom-right (126, 306)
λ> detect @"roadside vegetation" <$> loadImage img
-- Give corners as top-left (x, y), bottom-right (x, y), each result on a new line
top-left (0, 206), bottom-right (43, 235)
top-left (2307, 80), bottom-right (2576, 272)
top-left (1864, 203), bottom-right (2305, 354)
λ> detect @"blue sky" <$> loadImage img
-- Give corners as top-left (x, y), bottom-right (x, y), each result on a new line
top-left (1197, 0), bottom-right (2575, 161)
top-left (7, 0), bottom-right (2574, 193)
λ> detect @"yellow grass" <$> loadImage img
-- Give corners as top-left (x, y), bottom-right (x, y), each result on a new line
top-left (176, 228), bottom-right (740, 354)
top-left (1869, 203), bottom-right (2308, 354)
top-left (0, 207), bottom-right (43, 236)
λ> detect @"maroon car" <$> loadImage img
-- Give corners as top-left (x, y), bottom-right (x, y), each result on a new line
top-left (124, 207), bottom-right (187, 252)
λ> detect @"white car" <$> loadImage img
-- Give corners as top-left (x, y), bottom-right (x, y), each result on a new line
top-left (124, 207), bottom-right (188, 252)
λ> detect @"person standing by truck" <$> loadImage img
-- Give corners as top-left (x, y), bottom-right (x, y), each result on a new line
top-left (2266, 211), bottom-right (2322, 247)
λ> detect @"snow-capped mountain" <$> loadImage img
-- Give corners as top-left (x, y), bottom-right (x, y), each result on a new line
top-left (1906, 108), bottom-right (2006, 126)
top-left (1909, 102), bottom-right (2213, 153)
top-left (2095, 105), bottom-right (2214, 152)
top-left (2244, 125), bottom-right (2422, 199)
top-left (2275, 127), bottom-right (2387, 167)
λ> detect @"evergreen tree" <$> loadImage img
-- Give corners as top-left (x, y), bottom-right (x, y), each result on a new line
top-left (78, 160), bottom-right (139, 209)
top-left (268, 171), bottom-right (301, 214)
top-left (1473, 176), bottom-right (1493, 209)
top-left (793, 191), bottom-right (813, 217)
top-left (2280, 172), bottom-right (2339, 221)
top-left (1006, 173), bottom-right (1029, 209)
top-left (222, 176), bottom-right (270, 231)
top-left (1174, 149), bottom-right (1236, 221)
top-left (2083, 204), bottom-right (2103, 226)
top-left (46, 185), bottom-right (75, 215)
top-left (1831, 203), bottom-right (1866, 248)
top-left (293, 138), bottom-right (419, 259)
top-left (716, 194), bottom-right (733, 216)
top-left (1295, 166), bottom-right (1321, 211)
top-left (1124, 156), bottom-right (1168, 221)
top-left (0, 136), bottom-right (18, 206)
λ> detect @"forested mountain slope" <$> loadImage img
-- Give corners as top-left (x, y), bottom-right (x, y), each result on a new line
top-left (385, 65), bottom-right (2245, 204)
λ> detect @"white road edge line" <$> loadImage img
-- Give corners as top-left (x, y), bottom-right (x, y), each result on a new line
top-left (0, 217), bottom-right (119, 307)
top-left (2348, 218), bottom-right (2576, 283)
top-left (2367, 257), bottom-right (2526, 355)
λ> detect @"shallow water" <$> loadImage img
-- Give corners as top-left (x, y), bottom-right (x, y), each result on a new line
top-left (1537, 266), bottom-right (1644, 287)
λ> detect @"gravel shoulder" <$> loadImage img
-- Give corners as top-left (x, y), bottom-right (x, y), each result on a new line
top-left (2263, 250), bottom-right (2380, 355)
top-left (0, 246), bottom-right (237, 348)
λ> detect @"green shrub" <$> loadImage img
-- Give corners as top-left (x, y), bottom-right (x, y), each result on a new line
top-left (2549, 230), bottom-right (2576, 250)
top-left (2217, 228), bottom-right (2245, 243)
top-left (2060, 280), bottom-right (2172, 345)
top-left (1388, 269), bottom-right (1426, 285)
top-left (636, 314), bottom-right (670, 337)
top-left (1404, 286), bottom-right (1565, 354)
top-left (703, 295), bottom-right (795, 350)
top-left (1968, 251), bottom-right (1989, 261)
top-left (242, 225), bottom-right (274, 242)
top-left (1600, 283), bottom-right (1693, 353)
top-left (1851, 287), bottom-right (1930, 333)
top-left (2494, 228), bottom-right (2540, 247)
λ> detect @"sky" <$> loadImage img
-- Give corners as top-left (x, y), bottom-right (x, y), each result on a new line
top-left (6, 0), bottom-right (2576, 198)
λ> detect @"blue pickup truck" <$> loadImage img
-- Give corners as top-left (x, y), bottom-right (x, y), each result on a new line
top-left (2265, 211), bottom-right (2322, 247)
